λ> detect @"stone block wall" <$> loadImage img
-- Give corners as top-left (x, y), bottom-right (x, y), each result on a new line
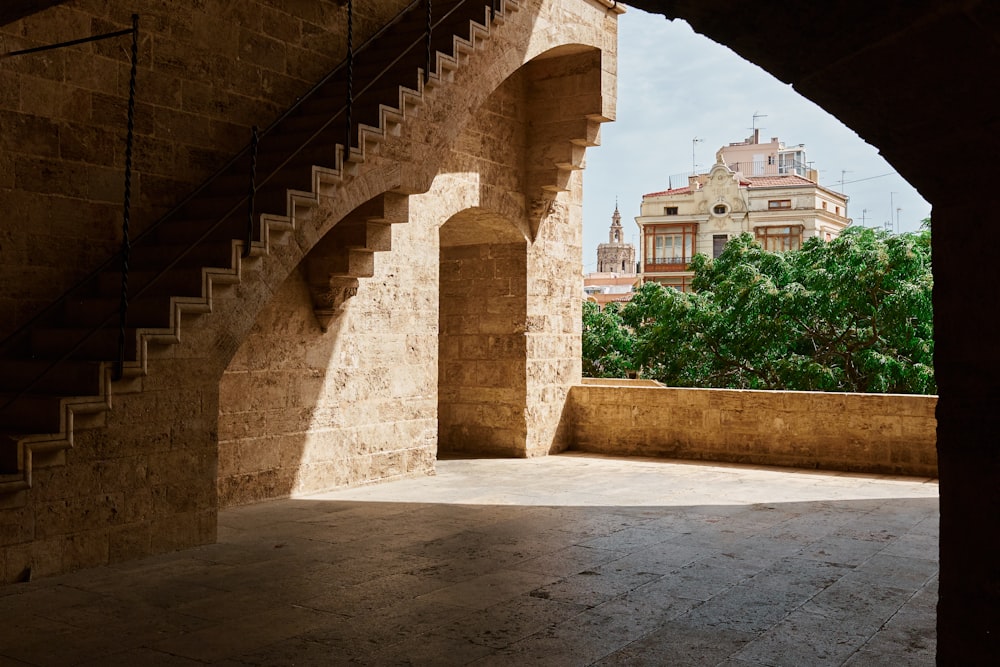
top-left (0, 0), bottom-right (409, 338)
top-left (439, 240), bottom-right (529, 456)
top-left (437, 66), bottom-right (532, 457)
top-left (568, 381), bottom-right (938, 476)
top-left (0, 0), bottom-right (622, 579)
top-left (1, 350), bottom-right (222, 581)
top-left (218, 212), bottom-right (439, 507)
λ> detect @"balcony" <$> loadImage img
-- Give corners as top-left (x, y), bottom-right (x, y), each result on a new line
top-left (0, 449), bottom-right (937, 664)
top-left (644, 257), bottom-right (691, 272)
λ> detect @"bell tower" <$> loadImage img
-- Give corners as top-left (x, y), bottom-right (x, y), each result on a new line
top-left (596, 204), bottom-right (636, 274)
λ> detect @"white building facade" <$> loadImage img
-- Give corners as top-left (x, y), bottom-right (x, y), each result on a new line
top-left (636, 158), bottom-right (850, 291)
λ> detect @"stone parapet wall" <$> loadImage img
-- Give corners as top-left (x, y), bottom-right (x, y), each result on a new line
top-left (568, 381), bottom-right (937, 477)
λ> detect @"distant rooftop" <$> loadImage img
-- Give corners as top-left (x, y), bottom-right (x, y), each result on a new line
top-left (643, 173), bottom-right (818, 199)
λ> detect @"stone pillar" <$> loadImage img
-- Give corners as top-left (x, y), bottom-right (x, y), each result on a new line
top-left (524, 173), bottom-right (583, 456)
top-left (934, 201), bottom-right (1000, 662)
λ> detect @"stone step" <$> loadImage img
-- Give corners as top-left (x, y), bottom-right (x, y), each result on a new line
top-left (327, 247), bottom-right (376, 278)
top-left (127, 240), bottom-right (234, 271)
top-left (0, 393), bottom-right (62, 434)
top-left (93, 268), bottom-right (203, 300)
top-left (28, 327), bottom-right (140, 362)
top-left (328, 219), bottom-right (392, 252)
top-left (0, 359), bottom-right (103, 396)
top-left (61, 295), bottom-right (173, 329)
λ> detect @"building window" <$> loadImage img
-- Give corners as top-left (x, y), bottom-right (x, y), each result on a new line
top-left (664, 206), bottom-right (678, 216)
top-left (835, 206), bottom-right (841, 216)
top-left (768, 199), bottom-right (792, 209)
top-left (712, 203), bottom-right (728, 216)
top-left (712, 234), bottom-right (728, 258)
top-left (649, 275), bottom-right (692, 292)
top-left (644, 223), bottom-right (697, 271)
top-left (755, 225), bottom-right (803, 252)
top-left (822, 201), bottom-right (828, 210)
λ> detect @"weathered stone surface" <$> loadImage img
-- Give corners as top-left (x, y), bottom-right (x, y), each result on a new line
top-left (0, 0), bottom-right (619, 579)
top-left (568, 382), bottom-right (937, 477)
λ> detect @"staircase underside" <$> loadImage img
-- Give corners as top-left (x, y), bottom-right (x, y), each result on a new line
top-left (0, 0), bottom-right (526, 491)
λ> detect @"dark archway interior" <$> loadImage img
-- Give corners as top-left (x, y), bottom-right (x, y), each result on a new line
top-left (624, 2), bottom-right (999, 661)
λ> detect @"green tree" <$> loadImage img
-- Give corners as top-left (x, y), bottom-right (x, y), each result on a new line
top-left (583, 227), bottom-right (935, 394)
top-left (581, 300), bottom-right (635, 378)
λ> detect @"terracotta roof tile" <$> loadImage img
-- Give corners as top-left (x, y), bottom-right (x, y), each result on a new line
top-left (744, 174), bottom-right (815, 187)
top-left (643, 174), bottom-right (816, 199)
top-left (643, 186), bottom-right (691, 197)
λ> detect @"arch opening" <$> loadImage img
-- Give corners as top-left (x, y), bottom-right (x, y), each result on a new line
top-left (438, 208), bottom-right (529, 458)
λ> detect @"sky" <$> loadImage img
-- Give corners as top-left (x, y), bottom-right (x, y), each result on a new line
top-left (580, 9), bottom-right (932, 274)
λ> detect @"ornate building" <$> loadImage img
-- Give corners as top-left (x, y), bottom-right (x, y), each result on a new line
top-left (636, 149), bottom-right (850, 291)
top-left (596, 205), bottom-right (635, 273)
top-left (584, 205), bottom-right (638, 307)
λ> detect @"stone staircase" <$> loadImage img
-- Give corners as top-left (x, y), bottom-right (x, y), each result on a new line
top-left (0, 0), bottom-right (518, 492)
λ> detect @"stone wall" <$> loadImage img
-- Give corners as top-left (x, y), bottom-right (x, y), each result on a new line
top-left (439, 240), bottom-right (529, 455)
top-left (568, 380), bottom-right (937, 476)
top-left (0, 0), bottom-right (409, 338)
top-left (0, 0), bottom-right (622, 580)
top-left (217, 225), bottom-right (439, 506)
top-left (437, 67), bottom-right (530, 457)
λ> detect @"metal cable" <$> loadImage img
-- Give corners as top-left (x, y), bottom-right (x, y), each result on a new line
top-left (115, 14), bottom-right (139, 381)
top-left (345, 0), bottom-right (354, 154)
top-left (243, 126), bottom-right (259, 259)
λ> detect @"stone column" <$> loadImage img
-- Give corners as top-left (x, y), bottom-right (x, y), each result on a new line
top-left (524, 174), bottom-right (583, 456)
top-left (933, 201), bottom-right (1000, 662)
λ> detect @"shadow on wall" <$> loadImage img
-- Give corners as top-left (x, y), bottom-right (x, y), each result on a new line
top-left (217, 224), bottom-right (440, 508)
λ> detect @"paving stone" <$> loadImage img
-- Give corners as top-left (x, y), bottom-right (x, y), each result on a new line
top-left (842, 648), bottom-right (934, 666)
top-left (74, 647), bottom-right (205, 667)
top-left (733, 609), bottom-right (870, 666)
top-left (363, 632), bottom-right (498, 666)
top-left (599, 541), bottom-right (708, 575)
top-left (515, 544), bottom-right (628, 578)
top-left (594, 621), bottom-right (756, 666)
top-left (527, 561), bottom-right (665, 608)
top-left (436, 595), bottom-right (588, 649)
top-left (0, 455), bottom-right (939, 666)
top-left (417, 569), bottom-right (559, 611)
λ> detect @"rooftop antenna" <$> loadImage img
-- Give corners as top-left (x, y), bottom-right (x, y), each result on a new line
top-left (692, 137), bottom-right (703, 175)
top-left (890, 192), bottom-right (897, 234)
top-left (750, 111), bottom-right (768, 141)
top-left (896, 207), bottom-right (902, 234)
top-left (860, 208), bottom-right (868, 227)
top-left (840, 170), bottom-right (852, 192)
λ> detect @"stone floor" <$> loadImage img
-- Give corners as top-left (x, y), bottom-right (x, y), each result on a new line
top-left (0, 454), bottom-right (939, 666)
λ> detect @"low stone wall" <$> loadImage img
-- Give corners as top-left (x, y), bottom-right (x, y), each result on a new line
top-left (567, 380), bottom-right (937, 477)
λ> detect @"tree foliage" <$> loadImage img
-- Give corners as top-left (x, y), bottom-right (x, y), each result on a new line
top-left (582, 227), bottom-right (934, 394)
top-left (582, 300), bottom-right (635, 378)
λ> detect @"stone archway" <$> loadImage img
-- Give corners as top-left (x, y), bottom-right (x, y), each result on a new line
top-left (438, 208), bottom-right (529, 456)
top-left (614, 2), bottom-right (1000, 660)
